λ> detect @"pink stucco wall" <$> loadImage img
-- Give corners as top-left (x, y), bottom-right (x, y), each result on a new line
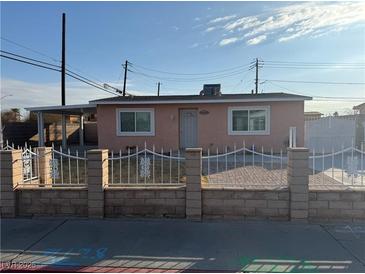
top-left (97, 101), bottom-right (305, 152)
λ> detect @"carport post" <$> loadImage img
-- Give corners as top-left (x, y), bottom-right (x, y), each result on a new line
top-left (37, 111), bottom-right (45, 147)
top-left (79, 114), bottom-right (84, 147)
top-left (61, 114), bottom-right (67, 148)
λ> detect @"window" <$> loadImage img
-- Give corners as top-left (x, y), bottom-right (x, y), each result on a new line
top-left (228, 106), bottom-right (270, 135)
top-left (116, 108), bottom-right (155, 136)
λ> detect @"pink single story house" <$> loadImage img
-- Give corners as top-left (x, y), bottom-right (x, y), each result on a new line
top-left (27, 88), bottom-right (311, 152)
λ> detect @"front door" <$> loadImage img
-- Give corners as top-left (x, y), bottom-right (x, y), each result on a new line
top-left (180, 109), bottom-right (198, 149)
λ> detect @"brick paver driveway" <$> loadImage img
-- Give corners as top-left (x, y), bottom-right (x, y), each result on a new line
top-left (206, 166), bottom-right (358, 190)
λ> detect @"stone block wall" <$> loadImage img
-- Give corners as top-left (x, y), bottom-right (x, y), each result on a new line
top-left (202, 188), bottom-right (290, 220)
top-left (104, 186), bottom-right (186, 218)
top-left (17, 188), bottom-right (88, 217)
top-left (309, 190), bottom-right (365, 222)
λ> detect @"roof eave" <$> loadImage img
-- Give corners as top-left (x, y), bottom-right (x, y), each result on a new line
top-left (89, 97), bottom-right (312, 105)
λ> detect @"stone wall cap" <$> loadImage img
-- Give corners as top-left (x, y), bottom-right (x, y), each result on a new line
top-left (287, 147), bottom-right (309, 152)
top-left (185, 148), bottom-right (203, 152)
top-left (87, 149), bottom-right (108, 153)
top-left (106, 185), bottom-right (186, 190)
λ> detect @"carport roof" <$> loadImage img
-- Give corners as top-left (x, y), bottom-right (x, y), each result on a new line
top-left (25, 104), bottom-right (96, 115)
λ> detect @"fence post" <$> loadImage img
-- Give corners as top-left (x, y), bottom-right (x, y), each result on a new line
top-left (37, 147), bottom-right (52, 186)
top-left (87, 149), bottom-right (108, 218)
top-left (185, 148), bottom-right (202, 221)
top-left (0, 150), bottom-right (22, 217)
top-left (287, 147), bottom-right (309, 222)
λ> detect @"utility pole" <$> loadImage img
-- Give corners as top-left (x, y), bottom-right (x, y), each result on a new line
top-left (255, 58), bottom-right (258, 94)
top-left (61, 13), bottom-right (66, 105)
top-left (157, 82), bottom-right (161, 96)
top-left (122, 60), bottom-right (128, 96)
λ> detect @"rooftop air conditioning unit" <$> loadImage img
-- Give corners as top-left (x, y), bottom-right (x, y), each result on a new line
top-left (199, 84), bottom-right (221, 96)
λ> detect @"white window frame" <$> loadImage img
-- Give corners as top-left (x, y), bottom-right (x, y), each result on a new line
top-left (116, 108), bottom-right (155, 136)
top-left (228, 106), bottom-right (270, 135)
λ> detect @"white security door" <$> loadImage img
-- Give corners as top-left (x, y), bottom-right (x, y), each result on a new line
top-left (180, 109), bottom-right (198, 149)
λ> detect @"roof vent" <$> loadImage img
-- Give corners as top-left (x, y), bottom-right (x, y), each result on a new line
top-left (200, 84), bottom-right (221, 96)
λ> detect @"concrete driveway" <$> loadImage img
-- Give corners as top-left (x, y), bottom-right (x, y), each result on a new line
top-left (1, 218), bottom-right (365, 272)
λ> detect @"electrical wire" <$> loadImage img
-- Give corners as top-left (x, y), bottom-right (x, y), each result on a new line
top-left (0, 50), bottom-right (60, 68)
top-left (264, 60), bottom-right (365, 65)
top-left (263, 79), bottom-right (365, 85)
top-left (1, 51), bottom-right (121, 96)
top-left (265, 81), bottom-right (364, 100)
top-left (0, 54), bottom-right (61, 72)
top-left (1, 37), bottom-right (60, 64)
top-left (130, 62), bottom-right (252, 76)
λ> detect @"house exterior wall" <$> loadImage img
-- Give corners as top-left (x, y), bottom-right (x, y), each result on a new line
top-left (97, 101), bottom-right (305, 152)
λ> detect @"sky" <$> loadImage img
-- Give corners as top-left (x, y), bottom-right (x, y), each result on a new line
top-left (1, 1), bottom-right (365, 115)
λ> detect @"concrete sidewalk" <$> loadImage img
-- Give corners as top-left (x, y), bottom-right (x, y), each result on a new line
top-left (1, 218), bottom-right (365, 272)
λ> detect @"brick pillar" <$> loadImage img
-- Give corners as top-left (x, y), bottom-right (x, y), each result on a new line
top-left (288, 147), bottom-right (309, 222)
top-left (37, 147), bottom-right (52, 186)
top-left (0, 150), bottom-right (22, 217)
top-left (87, 149), bottom-right (108, 218)
top-left (185, 148), bottom-right (202, 221)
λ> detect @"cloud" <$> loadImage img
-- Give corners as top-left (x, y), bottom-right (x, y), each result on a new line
top-left (189, 43), bottom-right (200, 48)
top-left (205, 26), bottom-right (216, 32)
top-left (219, 37), bottom-right (241, 47)
top-left (209, 15), bottom-right (237, 24)
top-left (208, 2), bottom-right (365, 47)
top-left (246, 35), bottom-right (267, 45)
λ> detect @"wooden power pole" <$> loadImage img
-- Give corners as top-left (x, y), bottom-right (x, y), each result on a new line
top-left (61, 13), bottom-right (66, 105)
top-left (255, 58), bottom-right (258, 94)
top-left (122, 60), bottom-right (128, 96)
top-left (157, 82), bottom-right (161, 96)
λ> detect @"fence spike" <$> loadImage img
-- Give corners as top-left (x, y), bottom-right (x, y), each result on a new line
top-left (119, 149), bottom-right (122, 185)
top-left (136, 146), bottom-right (139, 184)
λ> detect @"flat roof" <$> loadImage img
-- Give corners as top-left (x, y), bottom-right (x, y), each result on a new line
top-left (90, 92), bottom-right (312, 105)
top-left (25, 104), bottom-right (97, 115)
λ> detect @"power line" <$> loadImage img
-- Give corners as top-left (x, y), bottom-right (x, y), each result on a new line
top-left (129, 67), bottom-right (251, 82)
top-left (264, 60), bottom-right (365, 65)
top-left (0, 50), bottom-right (60, 68)
top-left (263, 79), bottom-right (365, 85)
top-left (65, 72), bottom-right (120, 96)
top-left (1, 52), bottom-right (121, 96)
top-left (1, 37), bottom-right (60, 64)
top-left (130, 62), bottom-right (252, 76)
top-left (263, 65), bottom-right (365, 70)
top-left (0, 54), bottom-right (61, 72)
top-left (265, 81), bottom-right (364, 100)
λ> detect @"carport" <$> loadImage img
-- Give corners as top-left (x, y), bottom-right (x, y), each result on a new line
top-left (25, 104), bottom-right (96, 147)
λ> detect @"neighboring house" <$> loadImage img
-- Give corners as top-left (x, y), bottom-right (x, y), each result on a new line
top-left (354, 103), bottom-right (365, 115)
top-left (26, 88), bottom-right (311, 152)
top-left (304, 111), bottom-right (323, 121)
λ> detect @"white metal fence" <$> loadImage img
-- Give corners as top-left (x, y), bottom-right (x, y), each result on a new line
top-left (108, 144), bottom-right (185, 186)
top-left (202, 143), bottom-right (288, 186)
top-left (21, 145), bottom-right (39, 183)
top-left (50, 145), bottom-right (87, 186)
top-left (1, 141), bottom-right (87, 186)
top-left (309, 145), bottom-right (365, 188)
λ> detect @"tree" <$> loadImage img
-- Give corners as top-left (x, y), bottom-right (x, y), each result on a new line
top-left (333, 111), bottom-right (339, 117)
top-left (1, 108), bottom-right (21, 124)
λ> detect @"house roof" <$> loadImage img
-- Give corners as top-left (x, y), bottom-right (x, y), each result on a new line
top-left (90, 92), bottom-right (312, 105)
top-left (353, 103), bottom-right (365, 110)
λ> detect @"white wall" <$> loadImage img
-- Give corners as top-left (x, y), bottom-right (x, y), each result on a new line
top-left (305, 116), bottom-right (356, 152)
